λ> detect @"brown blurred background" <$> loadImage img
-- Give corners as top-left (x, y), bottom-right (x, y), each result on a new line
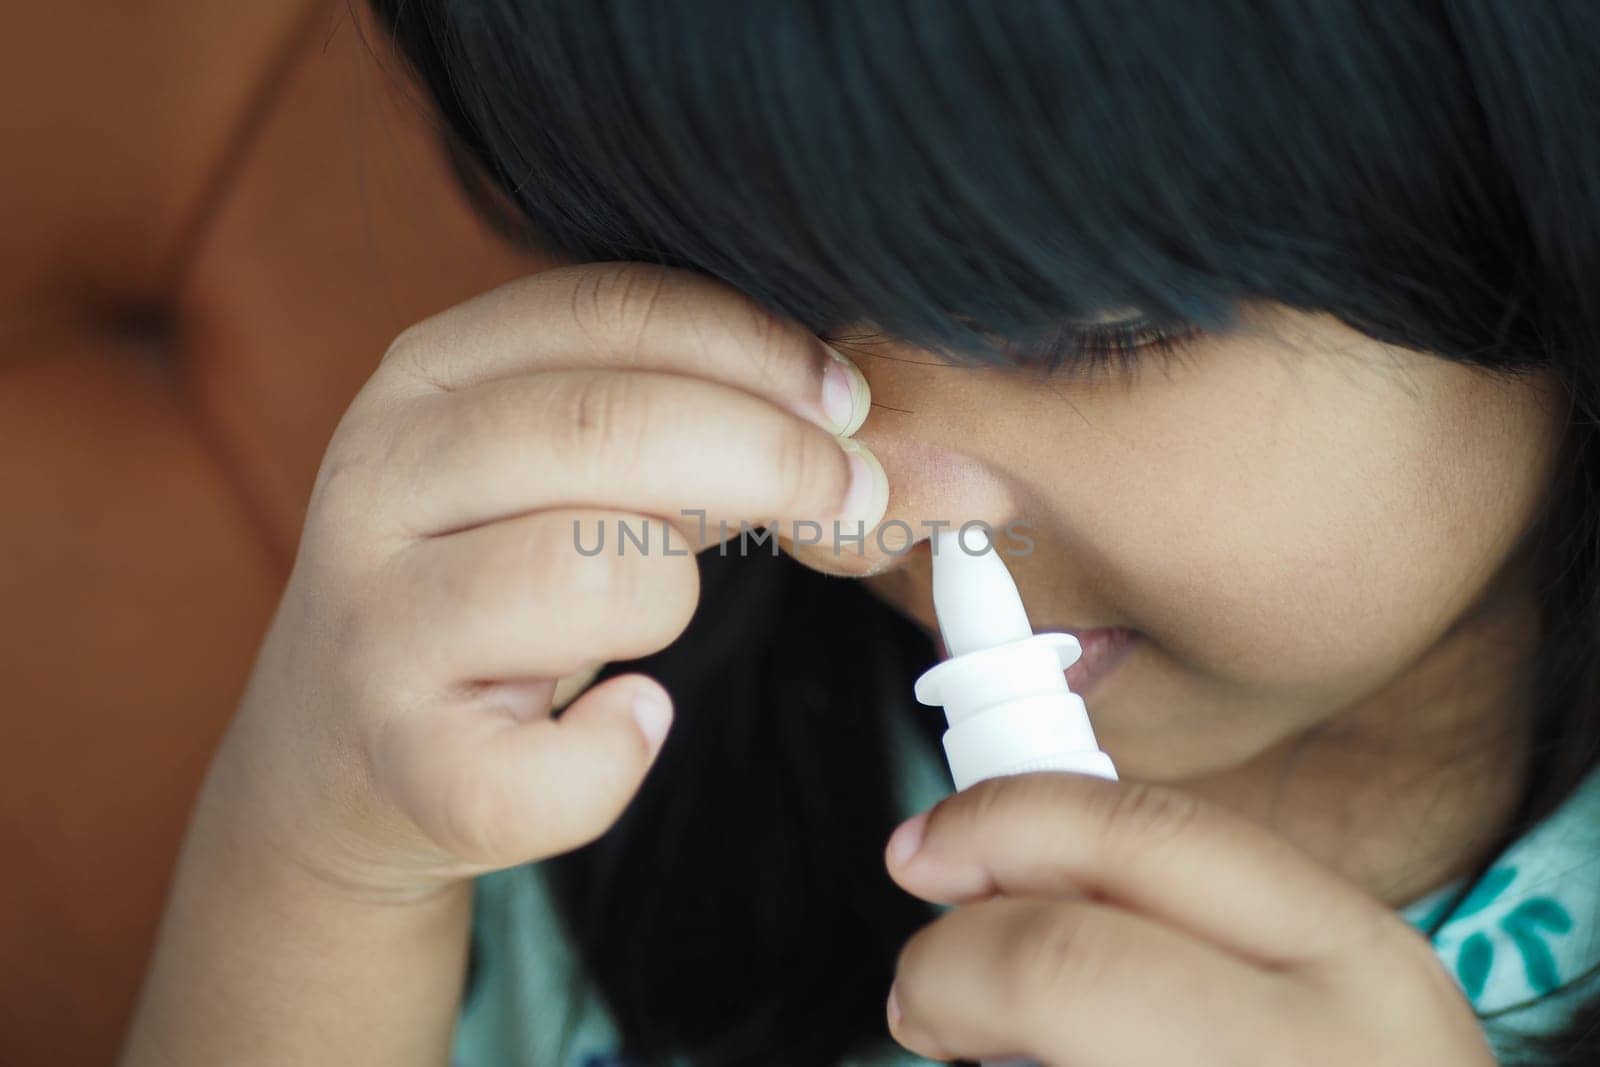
top-left (0, 2), bottom-right (557, 1061)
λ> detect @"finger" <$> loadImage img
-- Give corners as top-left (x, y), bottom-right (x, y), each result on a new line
top-left (774, 501), bottom-right (912, 577)
top-left (890, 895), bottom-right (1293, 1067)
top-left (375, 507), bottom-right (700, 685)
top-left (373, 671), bottom-right (673, 865)
top-left (384, 369), bottom-right (886, 540)
top-left (378, 262), bottom-right (869, 437)
top-left (885, 772), bottom-right (1390, 971)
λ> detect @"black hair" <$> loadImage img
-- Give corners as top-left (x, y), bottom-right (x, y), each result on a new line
top-left (364, 2), bottom-right (1600, 1063)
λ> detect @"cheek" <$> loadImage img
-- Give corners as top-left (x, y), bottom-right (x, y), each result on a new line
top-left (1079, 359), bottom-right (1560, 696)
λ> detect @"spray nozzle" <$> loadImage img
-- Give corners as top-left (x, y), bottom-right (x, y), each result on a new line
top-left (930, 525), bottom-right (1038, 658)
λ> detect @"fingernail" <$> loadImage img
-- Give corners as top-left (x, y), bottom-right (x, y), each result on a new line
top-left (835, 437), bottom-right (889, 530)
top-left (886, 811), bottom-right (928, 866)
top-left (820, 346), bottom-right (870, 437)
top-left (630, 687), bottom-right (673, 754)
top-left (887, 983), bottom-right (903, 1029)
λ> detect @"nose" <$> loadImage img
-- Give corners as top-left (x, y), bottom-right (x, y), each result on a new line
top-left (777, 328), bottom-right (1035, 577)
top-left (779, 425), bottom-right (1026, 579)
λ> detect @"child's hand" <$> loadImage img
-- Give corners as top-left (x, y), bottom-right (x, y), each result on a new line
top-left (882, 773), bottom-right (1497, 1066)
top-left (213, 262), bottom-right (880, 900)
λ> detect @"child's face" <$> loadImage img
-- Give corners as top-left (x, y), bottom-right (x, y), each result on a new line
top-left (796, 302), bottom-right (1566, 784)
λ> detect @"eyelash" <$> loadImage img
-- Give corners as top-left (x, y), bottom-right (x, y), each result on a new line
top-left (1012, 320), bottom-right (1204, 379)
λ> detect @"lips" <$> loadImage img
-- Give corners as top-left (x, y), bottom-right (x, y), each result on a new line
top-left (1061, 627), bottom-right (1138, 694)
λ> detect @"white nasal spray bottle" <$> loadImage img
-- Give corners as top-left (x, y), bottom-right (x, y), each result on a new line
top-left (914, 524), bottom-right (1117, 790)
top-left (912, 524), bottom-right (1118, 1067)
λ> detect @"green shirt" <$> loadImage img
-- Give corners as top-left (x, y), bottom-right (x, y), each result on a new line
top-left (452, 710), bottom-right (1600, 1066)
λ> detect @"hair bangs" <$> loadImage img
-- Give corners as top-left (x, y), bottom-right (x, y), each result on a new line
top-left (382, 0), bottom-right (1501, 366)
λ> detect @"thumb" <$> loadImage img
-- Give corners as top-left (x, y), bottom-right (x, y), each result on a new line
top-left (386, 672), bottom-right (674, 868)
top-left (505, 672), bottom-right (674, 859)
